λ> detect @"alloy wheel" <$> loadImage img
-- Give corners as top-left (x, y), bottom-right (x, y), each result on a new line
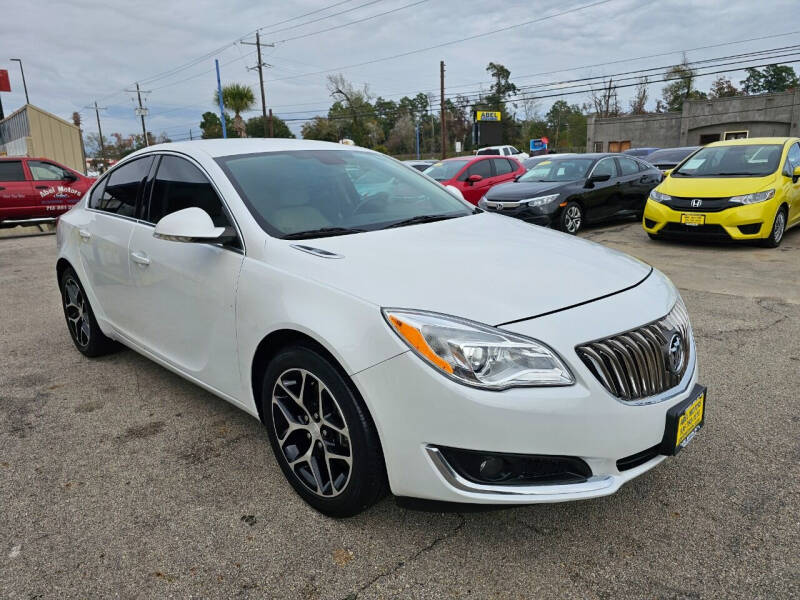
top-left (271, 368), bottom-right (352, 497)
top-left (565, 205), bottom-right (582, 233)
top-left (774, 211), bottom-right (786, 244)
top-left (63, 277), bottom-right (90, 347)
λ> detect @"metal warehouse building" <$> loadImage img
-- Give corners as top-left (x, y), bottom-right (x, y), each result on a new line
top-left (586, 89), bottom-right (800, 152)
top-left (0, 104), bottom-right (85, 173)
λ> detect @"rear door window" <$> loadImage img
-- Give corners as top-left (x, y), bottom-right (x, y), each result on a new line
top-left (617, 157), bottom-right (640, 176)
top-left (0, 161), bottom-right (26, 181)
top-left (493, 158), bottom-right (514, 176)
top-left (94, 156), bottom-right (153, 217)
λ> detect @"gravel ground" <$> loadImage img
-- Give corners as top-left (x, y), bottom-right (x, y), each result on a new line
top-left (1, 222), bottom-right (798, 599)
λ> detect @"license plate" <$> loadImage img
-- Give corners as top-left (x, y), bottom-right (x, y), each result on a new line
top-left (681, 213), bottom-right (705, 226)
top-left (675, 393), bottom-right (704, 449)
top-left (660, 385), bottom-right (706, 455)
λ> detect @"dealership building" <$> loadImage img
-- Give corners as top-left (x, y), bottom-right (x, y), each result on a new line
top-left (0, 104), bottom-right (85, 173)
top-left (586, 89), bottom-right (800, 152)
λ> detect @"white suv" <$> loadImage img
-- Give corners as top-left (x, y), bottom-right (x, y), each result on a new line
top-left (476, 145), bottom-right (529, 160)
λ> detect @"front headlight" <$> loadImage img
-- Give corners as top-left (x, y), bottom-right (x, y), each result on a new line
top-left (383, 309), bottom-right (574, 390)
top-left (650, 189), bottom-right (671, 203)
top-left (729, 189), bottom-right (775, 205)
top-left (525, 194), bottom-right (560, 207)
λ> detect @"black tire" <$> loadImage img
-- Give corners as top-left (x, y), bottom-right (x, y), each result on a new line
top-left (761, 206), bottom-right (787, 248)
top-left (261, 344), bottom-right (386, 517)
top-left (558, 201), bottom-right (583, 234)
top-left (59, 267), bottom-right (119, 357)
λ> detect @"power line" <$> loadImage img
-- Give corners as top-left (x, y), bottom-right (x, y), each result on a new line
top-left (264, 0), bottom-right (617, 82)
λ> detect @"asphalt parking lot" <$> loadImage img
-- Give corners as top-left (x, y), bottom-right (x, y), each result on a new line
top-left (1, 222), bottom-right (799, 599)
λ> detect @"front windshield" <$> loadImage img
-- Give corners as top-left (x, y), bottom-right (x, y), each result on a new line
top-left (518, 158), bottom-right (595, 182)
top-left (646, 148), bottom-right (697, 164)
top-left (216, 150), bottom-right (473, 238)
top-left (672, 144), bottom-right (783, 177)
top-left (423, 159), bottom-right (469, 181)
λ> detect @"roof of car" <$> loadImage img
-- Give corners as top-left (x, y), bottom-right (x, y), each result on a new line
top-left (707, 137), bottom-right (798, 147)
top-left (126, 138), bottom-right (373, 160)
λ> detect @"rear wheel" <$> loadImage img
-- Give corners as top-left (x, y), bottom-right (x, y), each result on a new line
top-left (761, 206), bottom-right (787, 248)
top-left (262, 345), bottom-right (386, 517)
top-left (59, 267), bottom-right (119, 357)
top-left (559, 202), bottom-right (583, 234)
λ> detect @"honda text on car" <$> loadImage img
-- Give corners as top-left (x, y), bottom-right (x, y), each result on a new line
top-left (479, 153), bottom-right (662, 234)
top-left (423, 155), bottom-right (525, 204)
top-left (1, 157), bottom-right (94, 226)
top-left (56, 140), bottom-right (705, 517)
top-left (643, 137), bottom-right (800, 247)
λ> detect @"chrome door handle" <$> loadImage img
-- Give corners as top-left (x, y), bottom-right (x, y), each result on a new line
top-left (78, 229), bottom-right (91, 240)
top-left (130, 251), bottom-right (150, 266)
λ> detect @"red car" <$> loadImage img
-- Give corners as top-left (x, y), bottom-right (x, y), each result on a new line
top-left (422, 155), bottom-right (525, 204)
top-left (0, 157), bottom-right (95, 226)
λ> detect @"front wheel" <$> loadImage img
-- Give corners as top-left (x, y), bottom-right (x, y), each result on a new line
top-left (761, 207), bottom-right (787, 248)
top-left (559, 201), bottom-right (583, 234)
top-left (262, 345), bottom-right (386, 517)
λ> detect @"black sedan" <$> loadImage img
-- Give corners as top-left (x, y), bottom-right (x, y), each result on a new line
top-left (477, 153), bottom-right (662, 234)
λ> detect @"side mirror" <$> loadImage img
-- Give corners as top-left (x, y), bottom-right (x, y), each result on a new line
top-left (467, 174), bottom-right (483, 184)
top-left (793, 165), bottom-right (800, 183)
top-left (662, 169), bottom-right (673, 177)
top-left (445, 185), bottom-right (465, 202)
top-left (63, 172), bottom-right (78, 182)
top-left (585, 173), bottom-right (611, 187)
top-left (153, 207), bottom-right (225, 242)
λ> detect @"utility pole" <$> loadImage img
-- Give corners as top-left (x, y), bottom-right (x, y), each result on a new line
top-left (86, 101), bottom-right (107, 161)
top-left (189, 128), bottom-right (193, 141)
top-left (215, 59), bottom-right (227, 139)
top-left (243, 32), bottom-right (275, 137)
top-left (9, 59), bottom-right (29, 104)
top-left (440, 60), bottom-right (446, 159)
top-left (126, 82), bottom-right (151, 146)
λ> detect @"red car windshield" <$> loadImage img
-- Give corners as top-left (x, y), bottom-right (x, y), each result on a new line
top-left (423, 159), bottom-right (470, 181)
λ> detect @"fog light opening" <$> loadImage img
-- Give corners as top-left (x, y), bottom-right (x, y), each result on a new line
top-left (478, 456), bottom-right (508, 481)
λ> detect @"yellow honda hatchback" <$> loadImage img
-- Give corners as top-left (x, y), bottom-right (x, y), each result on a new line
top-left (643, 137), bottom-right (800, 247)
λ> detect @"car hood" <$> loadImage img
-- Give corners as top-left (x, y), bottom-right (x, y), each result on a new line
top-left (485, 180), bottom-right (571, 201)
top-left (273, 213), bottom-right (651, 326)
top-left (660, 174), bottom-right (774, 197)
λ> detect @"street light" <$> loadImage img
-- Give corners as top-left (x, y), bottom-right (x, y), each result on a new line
top-left (9, 59), bottom-right (29, 104)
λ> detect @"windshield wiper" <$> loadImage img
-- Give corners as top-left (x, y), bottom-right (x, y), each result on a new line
top-left (383, 214), bottom-right (461, 229)
top-left (282, 226), bottom-right (366, 240)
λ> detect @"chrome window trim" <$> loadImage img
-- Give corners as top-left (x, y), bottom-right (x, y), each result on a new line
top-left (425, 446), bottom-right (615, 496)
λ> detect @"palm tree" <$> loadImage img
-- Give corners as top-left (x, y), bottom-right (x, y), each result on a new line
top-left (214, 83), bottom-right (255, 138)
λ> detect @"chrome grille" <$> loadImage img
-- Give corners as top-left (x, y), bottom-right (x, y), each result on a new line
top-left (576, 300), bottom-right (691, 401)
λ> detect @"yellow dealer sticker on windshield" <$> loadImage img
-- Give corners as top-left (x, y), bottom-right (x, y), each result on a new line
top-left (433, 162), bottom-right (443, 167)
top-left (539, 161), bottom-right (551, 165)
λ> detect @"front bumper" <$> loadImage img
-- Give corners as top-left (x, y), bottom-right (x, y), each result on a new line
top-left (643, 198), bottom-right (776, 240)
top-left (353, 270), bottom-right (702, 504)
top-left (479, 202), bottom-right (557, 227)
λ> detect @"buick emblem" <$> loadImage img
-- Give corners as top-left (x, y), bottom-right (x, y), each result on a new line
top-left (690, 199), bottom-right (703, 208)
top-left (666, 333), bottom-right (685, 374)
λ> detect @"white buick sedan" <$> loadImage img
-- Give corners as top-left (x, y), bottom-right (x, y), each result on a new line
top-left (56, 139), bottom-right (705, 517)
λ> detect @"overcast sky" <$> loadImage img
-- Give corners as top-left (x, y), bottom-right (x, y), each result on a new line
top-left (3, 0), bottom-right (799, 141)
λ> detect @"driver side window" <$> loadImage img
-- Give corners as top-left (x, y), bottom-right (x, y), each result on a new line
top-left (28, 161), bottom-right (72, 181)
top-left (462, 160), bottom-right (493, 180)
top-left (593, 158), bottom-right (618, 178)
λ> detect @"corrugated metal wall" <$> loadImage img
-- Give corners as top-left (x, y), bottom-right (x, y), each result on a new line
top-left (0, 105), bottom-right (85, 173)
top-left (27, 106), bottom-right (85, 172)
